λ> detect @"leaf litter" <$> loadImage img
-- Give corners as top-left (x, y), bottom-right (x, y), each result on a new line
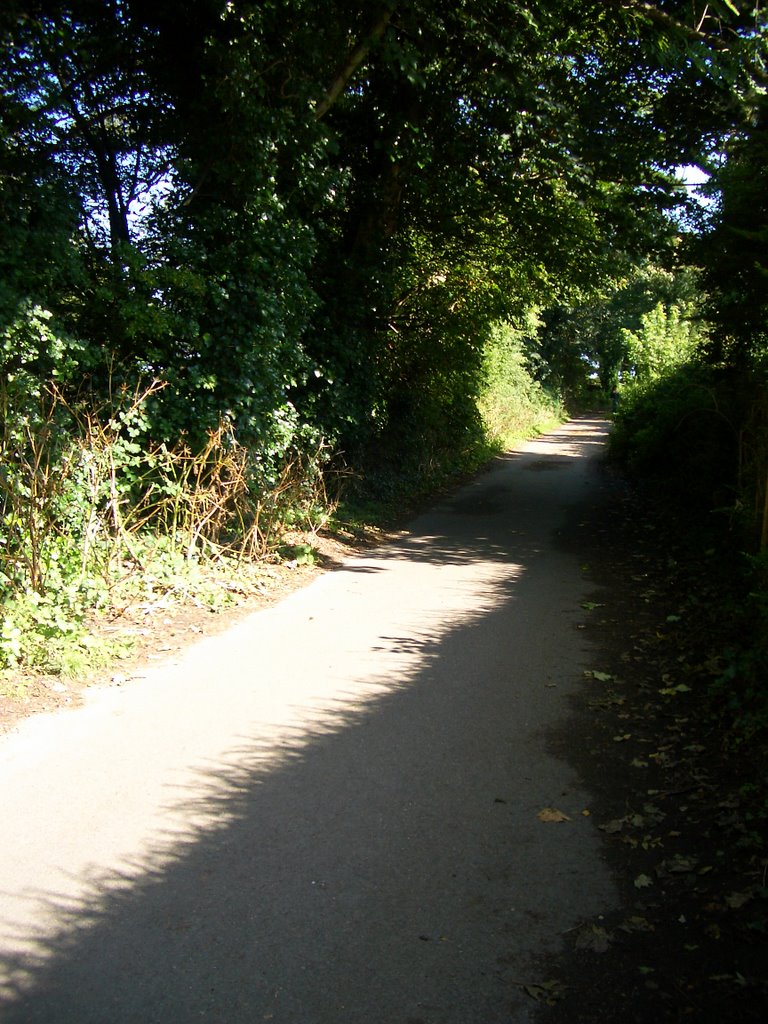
top-left (536, 486), bottom-right (768, 1023)
top-left (537, 807), bottom-right (572, 823)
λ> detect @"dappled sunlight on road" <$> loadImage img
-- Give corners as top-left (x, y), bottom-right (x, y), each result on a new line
top-left (0, 419), bottom-right (615, 1023)
top-left (0, 548), bottom-right (525, 1004)
top-left (519, 418), bottom-right (610, 460)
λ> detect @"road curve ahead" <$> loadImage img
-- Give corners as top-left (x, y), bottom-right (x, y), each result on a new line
top-left (0, 418), bottom-right (616, 1024)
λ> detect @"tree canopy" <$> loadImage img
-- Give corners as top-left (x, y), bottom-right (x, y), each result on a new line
top-left (0, 1), bottom-right (765, 470)
top-left (2, 0), bottom-right (768, 706)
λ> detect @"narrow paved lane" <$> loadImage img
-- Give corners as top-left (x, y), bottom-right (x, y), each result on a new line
top-left (1, 419), bottom-right (616, 1024)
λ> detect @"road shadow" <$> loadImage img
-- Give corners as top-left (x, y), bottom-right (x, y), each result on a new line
top-left (0, 420), bottom-right (616, 1024)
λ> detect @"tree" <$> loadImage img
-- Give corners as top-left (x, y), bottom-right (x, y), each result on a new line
top-left (700, 93), bottom-right (768, 362)
top-left (533, 264), bottom-right (705, 399)
top-left (1, 0), bottom-right (764, 476)
top-left (623, 302), bottom-right (703, 384)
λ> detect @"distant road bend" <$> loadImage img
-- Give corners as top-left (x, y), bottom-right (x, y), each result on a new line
top-left (0, 418), bottom-right (617, 1024)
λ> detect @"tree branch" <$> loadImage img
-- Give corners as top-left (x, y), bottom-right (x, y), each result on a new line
top-left (617, 0), bottom-right (730, 49)
top-left (315, 6), bottom-right (396, 120)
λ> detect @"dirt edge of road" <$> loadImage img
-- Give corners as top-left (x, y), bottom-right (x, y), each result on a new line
top-left (0, 524), bottom-right (395, 736)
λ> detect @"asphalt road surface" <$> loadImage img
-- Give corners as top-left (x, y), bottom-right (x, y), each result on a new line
top-left (0, 418), bottom-right (617, 1024)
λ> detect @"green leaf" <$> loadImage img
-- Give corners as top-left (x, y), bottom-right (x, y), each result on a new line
top-left (659, 683), bottom-right (691, 695)
top-left (586, 670), bottom-right (614, 682)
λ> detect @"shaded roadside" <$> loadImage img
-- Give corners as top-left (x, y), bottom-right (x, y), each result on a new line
top-left (534, 471), bottom-right (768, 1023)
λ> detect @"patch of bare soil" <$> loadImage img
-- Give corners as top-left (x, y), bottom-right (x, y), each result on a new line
top-left (0, 524), bottom-right (394, 736)
top-left (533, 470), bottom-right (768, 1023)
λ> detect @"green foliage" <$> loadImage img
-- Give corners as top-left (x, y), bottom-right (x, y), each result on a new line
top-left (478, 318), bottom-right (564, 447)
top-left (1, 0), bottom-right (765, 678)
top-left (534, 265), bottom-right (705, 399)
top-left (3, 0), bottom-right (755, 458)
top-left (609, 345), bottom-right (768, 765)
top-left (277, 542), bottom-right (319, 567)
top-left (0, 586), bottom-right (128, 678)
top-left (699, 92), bottom-right (768, 362)
top-left (622, 302), bottom-right (704, 386)
top-left (0, 303), bottom-right (85, 391)
top-left (0, 377), bottom-right (337, 675)
top-left (610, 361), bottom-right (742, 510)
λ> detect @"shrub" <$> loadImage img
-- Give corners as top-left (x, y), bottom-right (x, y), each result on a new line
top-left (0, 372), bottom-right (338, 675)
top-left (478, 319), bottom-right (564, 448)
top-left (610, 362), bottom-right (742, 513)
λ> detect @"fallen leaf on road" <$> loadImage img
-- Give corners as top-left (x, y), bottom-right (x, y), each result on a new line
top-left (659, 683), bottom-right (692, 695)
top-left (725, 891), bottom-right (753, 909)
top-left (518, 979), bottom-right (567, 1005)
top-left (619, 915), bottom-right (655, 933)
top-left (634, 873), bottom-right (654, 888)
top-left (661, 854), bottom-right (699, 874)
top-left (538, 807), bottom-right (572, 822)
top-left (574, 925), bottom-right (611, 952)
top-left (588, 695), bottom-right (625, 709)
top-left (598, 818), bottom-right (625, 834)
top-left (598, 819), bottom-right (626, 835)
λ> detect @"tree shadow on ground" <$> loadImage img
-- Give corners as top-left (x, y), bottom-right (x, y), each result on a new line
top-left (0, 419), bottom-right (616, 1024)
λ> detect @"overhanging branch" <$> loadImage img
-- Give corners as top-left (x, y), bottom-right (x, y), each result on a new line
top-left (618, 0), bottom-right (731, 49)
top-left (315, 6), bottom-right (396, 120)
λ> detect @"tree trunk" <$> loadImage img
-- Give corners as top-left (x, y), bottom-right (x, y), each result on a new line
top-left (95, 148), bottom-right (131, 253)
